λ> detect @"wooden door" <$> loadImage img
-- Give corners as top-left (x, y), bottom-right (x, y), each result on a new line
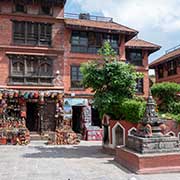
top-left (43, 99), bottom-right (56, 132)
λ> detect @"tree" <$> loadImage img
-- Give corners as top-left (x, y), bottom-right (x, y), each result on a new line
top-left (80, 41), bottom-right (142, 119)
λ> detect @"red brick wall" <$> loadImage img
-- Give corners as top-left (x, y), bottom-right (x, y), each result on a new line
top-left (0, 1), bottom-right (64, 18)
top-left (107, 118), bottom-right (180, 149)
top-left (109, 120), bottom-right (137, 145)
top-left (154, 63), bottom-right (180, 83)
top-left (0, 2), bottom-right (150, 98)
top-left (0, 2), bottom-right (65, 89)
top-left (0, 50), bottom-right (9, 85)
top-left (63, 30), bottom-right (150, 98)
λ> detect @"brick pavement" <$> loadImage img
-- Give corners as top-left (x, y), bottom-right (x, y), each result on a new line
top-left (0, 141), bottom-right (180, 180)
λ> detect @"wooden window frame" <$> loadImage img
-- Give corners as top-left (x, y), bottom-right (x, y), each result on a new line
top-left (71, 31), bottom-right (119, 54)
top-left (167, 60), bottom-right (177, 76)
top-left (157, 64), bottom-right (164, 79)
top-left (126, 49), bottom-right (143, 66)
top-left (13, 3), bottom-right (27, 13)
top-left (39, 5), bottom-right (53, 16)
top-left (9, 55), bottom-right (54, 86)
top-left (13, 21), bottom-right (52, 47)
top-left (70, 65), bottom-right (83, 89)
top-left (136, 78), bottom-right (144, 94)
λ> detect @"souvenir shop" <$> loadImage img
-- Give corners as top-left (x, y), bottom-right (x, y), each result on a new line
top-left (0, 89), bottom-right (64, 145)
top-left (63, 98), bottom-right (102, 141)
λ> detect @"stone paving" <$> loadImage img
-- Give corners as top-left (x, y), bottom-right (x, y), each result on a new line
top-left (0, 141), bottom-right (180, 180)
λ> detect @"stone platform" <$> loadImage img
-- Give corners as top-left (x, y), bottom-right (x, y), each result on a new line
top-left (115, 147), bottom-right (180, 174)
top-left (127, 135), bottom-right (180, 154)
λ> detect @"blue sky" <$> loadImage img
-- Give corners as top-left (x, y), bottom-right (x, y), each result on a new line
top-left (65, 0), bottom-right (180, 64)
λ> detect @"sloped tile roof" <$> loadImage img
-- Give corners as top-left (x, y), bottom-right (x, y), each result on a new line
top-left (64, 18), bottom-right (138, 35)
top-left (149, 48), bottom-right (180, 67)
top-left (126, 39), bottom-right (161, 50)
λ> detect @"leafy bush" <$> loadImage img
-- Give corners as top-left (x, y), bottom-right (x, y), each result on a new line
top-left (159, 113), bottom-right (180, 124)
top-left (151, 82), bottom-right (180, 112)
top-left (168, 102), bottom-right (180, 115)
top-left (120, 99), bottom-right (146, 123)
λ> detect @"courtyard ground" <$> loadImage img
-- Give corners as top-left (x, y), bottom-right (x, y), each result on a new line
top-left (0, 141), bottom-right (180, 180)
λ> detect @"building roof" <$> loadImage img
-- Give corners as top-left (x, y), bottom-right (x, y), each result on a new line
top-left (3, 0), bottom-right (66, 5)
top-left (64, 18), bottom-right (138, 41)
top-left (125, 39), bottom-right (161, 53)
top-left (149, 48), bottom-right (180, 68)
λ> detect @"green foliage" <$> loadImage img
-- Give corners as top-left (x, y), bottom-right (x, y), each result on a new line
top-left (81, 41), bottom-right (144, 120)
top-left (159, 113), bottom-right (180, 124)
top-left (121, 99), bottom-right (146, 123)
top-left (168, 102), bottom-right (180, 115)
top-left (151, 82), bottom-right (180, 123)
top-left (151, 82), bottom-right (180, 112)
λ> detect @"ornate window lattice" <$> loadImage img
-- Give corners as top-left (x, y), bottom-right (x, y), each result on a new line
top-left (9, 55), bottom-right (53, 85)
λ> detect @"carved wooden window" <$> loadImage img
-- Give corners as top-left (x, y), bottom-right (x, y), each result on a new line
top-left (26, 58), bottom-right (38, 76)
top-left (167, 60), bottom-right (177, 76)
top-left (12, 59), bottom-right (24, 75)
top-left (126, 49), bottom-right (143, 66)
top-left (13, 21), bottom-right (52, 46)
top-left (136, 78), bottom-right (144, 94)
top-left (71, 65), bottom-right (83, 88)
top-left (9, 55), bottom-right (53, 85)
top-left (40, 59), bottom-right (53, 76)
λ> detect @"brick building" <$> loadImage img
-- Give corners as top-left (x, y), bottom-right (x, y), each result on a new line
top-left (0, 0), bottom-right (160, 138)
top-left (150, 45), bottom-right (180, 83)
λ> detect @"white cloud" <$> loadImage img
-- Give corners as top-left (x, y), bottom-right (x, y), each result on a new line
top-left (71, 0), bottom-right (180, 32)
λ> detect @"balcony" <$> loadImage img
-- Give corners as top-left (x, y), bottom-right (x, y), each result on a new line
top-left (64, 13), bottom-right (113, 22)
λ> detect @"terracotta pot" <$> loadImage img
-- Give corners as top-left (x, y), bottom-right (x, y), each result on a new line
top-left (0, 137), bottom-right (7, 145)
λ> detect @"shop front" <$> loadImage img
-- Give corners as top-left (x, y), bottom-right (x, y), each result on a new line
top-left (64, 98), bottom-right (102, 141)
top-left (0, 89), bottom-right (64, 144)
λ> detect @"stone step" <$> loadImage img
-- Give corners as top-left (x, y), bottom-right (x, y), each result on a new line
top-left (30, 132), bottom-right (49, 141)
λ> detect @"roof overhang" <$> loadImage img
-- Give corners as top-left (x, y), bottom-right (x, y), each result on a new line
top-left (4, 0), bottom-right (66, 6)
top-left (126, 46), bottom-right (161, 54)
top-left (149, 53), bottom-right (180, 68)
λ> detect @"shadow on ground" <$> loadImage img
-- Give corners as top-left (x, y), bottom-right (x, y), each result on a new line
top-left (23, 144), bottom-right (113, 159)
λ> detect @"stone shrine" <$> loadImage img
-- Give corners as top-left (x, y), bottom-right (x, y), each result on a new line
top-left (115, 92), bottom-right (180, 174)
top-left (127, 92), bottom-right (180, 153)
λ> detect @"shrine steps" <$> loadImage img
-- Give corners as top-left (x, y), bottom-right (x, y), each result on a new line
top-left (30, 132), bottom-right (49, 141)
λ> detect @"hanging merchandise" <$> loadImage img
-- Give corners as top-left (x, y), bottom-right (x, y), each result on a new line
top-left (24, 92), bottom-right (29, 99)
top-left (0, 92), bottom-right (3, 100)
top-left (3, 92), bottom-right (8, 98)
top-left (39, 92), bottom-right (45, 104)
top-left (44, 92), bottom-right (49, 97)
top-left (57, 93), bottom-right (63, 100)
top-left (34, 92), bottom-right (39, 98)
top-left (9, 92), bottom-right (14, 99)
top-left (30, 92), bottom-right (34, 99)
top-left (14, 92), bottom-right (19, 98)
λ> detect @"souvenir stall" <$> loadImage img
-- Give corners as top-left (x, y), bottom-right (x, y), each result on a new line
top-left (0, 90), bottom-right (30, 145)
top-left (0, 89), bottom-right (64, 145)
top-left (60, 98), bottom-right (103, 142)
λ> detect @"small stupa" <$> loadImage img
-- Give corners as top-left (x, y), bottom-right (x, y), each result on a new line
top-left (127, 91), bottom-right (179, 153)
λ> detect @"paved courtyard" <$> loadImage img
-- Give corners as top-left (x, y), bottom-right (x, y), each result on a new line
top-left (0, 141), bottom-right (180, 180)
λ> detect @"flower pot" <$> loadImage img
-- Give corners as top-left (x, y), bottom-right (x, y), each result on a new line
top-left (0, 137), bottom-right (7, 145)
